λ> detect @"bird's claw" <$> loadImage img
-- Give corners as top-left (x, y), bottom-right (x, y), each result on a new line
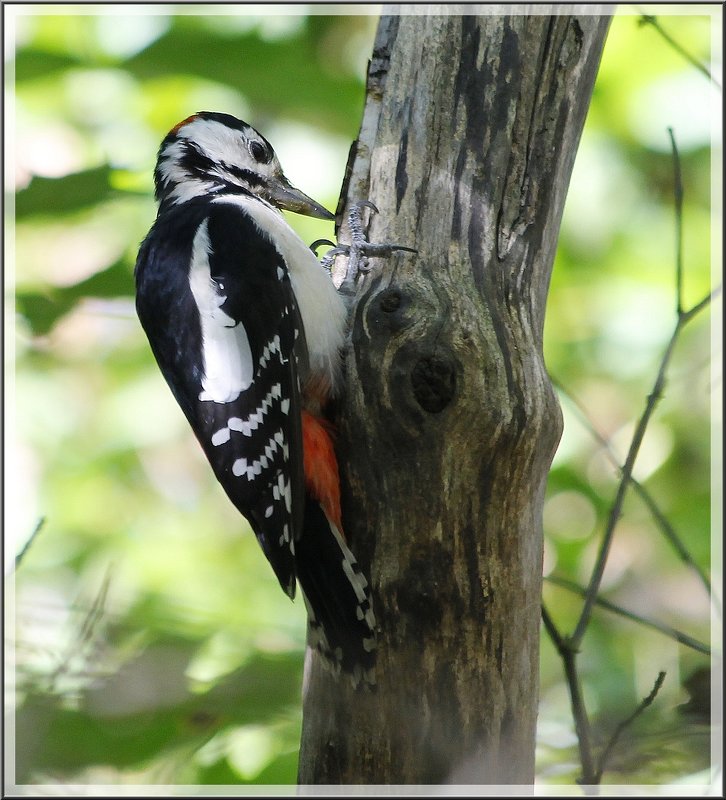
top-left (316, 200), bottom-right (416, 289)
top-left (310, 238), bottom-right (336, 257)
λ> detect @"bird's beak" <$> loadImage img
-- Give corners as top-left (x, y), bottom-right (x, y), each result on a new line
top-left (265, 175), bottom-right (334, 220)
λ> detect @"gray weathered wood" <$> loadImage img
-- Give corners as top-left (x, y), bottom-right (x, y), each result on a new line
top-left (298, 10), bottom-right (611, 785)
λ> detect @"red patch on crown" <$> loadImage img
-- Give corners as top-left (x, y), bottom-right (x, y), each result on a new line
top-left (169, 114), bottom-right (199, 136)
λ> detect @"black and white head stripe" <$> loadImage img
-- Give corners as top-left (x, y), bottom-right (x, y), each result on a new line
top-left (154, 112), bottom-right (282, 207)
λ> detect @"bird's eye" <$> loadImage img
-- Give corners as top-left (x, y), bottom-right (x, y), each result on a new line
top-left (249, 141), bottom-right (270, 163)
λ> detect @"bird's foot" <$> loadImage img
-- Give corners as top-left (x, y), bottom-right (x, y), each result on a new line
top-left (311, 201), bottom-right (416, 291)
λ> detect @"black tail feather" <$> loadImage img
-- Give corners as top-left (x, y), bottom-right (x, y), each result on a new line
top-left (294, 499), bottom-right (376, 686)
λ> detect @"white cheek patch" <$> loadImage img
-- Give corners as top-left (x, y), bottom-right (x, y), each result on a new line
top-left (189, 219), bottom-right (254, 403)
top-left (157, 141), bottom-right (188, 188)
top-left (158, 141), bottom-right (221, 204)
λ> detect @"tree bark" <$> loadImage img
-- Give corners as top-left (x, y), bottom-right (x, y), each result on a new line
top-left (298, 9), bottom-right (610, 786)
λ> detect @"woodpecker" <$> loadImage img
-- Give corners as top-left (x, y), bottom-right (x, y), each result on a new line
top-left (134, 112), bottom-right (375, 685)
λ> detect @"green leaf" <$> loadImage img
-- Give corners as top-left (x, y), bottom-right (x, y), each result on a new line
top-left (197, 757), bottom-right (244, 784)
top-left (12, 49), bottom-right (84, 81)
top-left (14, 650), bottom-right (303, 781)
top-left (250, 749), bottom-right (299, 785)
top-left (124, 19), bottom-right (364, 136)
top-left (15, 258), bottom-right (134, 336)
top-left (15, 166), bottom-right (117, 218)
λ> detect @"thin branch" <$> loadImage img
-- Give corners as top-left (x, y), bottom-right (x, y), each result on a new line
top-left (630, 479), bottom-right (715, 609)
top-left (638, 15), bottom-right (721, 89)
top-left (554, 381), bottom-right (715, 602)
top-left (564, 645), bottom-right (598, 786)
top-left (668, 127), bottom-right (684, 316)
top-left (548, 128), bottom-right (719, 785)
top-left (47, 567), bottom-right (113, 692)
top-left (546, 575), bottom-right (711, 655)
top-left (682, 285), bottom-right (722, 323)
top-left (571, 321), bottom-right (681, 647)
top-left (571, 124), bottom-right (718, 646)
top-left (541, 605), bottom-right (598, 786)
top-left (595, 671), bottom-right (667, 782)
top-left (77, 565), bottom-right (112, 645)
top-left (541, 602), bottom-right (565, 650)
top-left (14, 517), bottom-right (46, 572)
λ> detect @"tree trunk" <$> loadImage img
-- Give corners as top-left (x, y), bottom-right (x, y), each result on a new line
top-left (298, 9), bottom-right (610, 785)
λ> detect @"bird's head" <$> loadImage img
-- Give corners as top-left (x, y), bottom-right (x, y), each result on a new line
top-left (154, 111), bottom-right (333, 220)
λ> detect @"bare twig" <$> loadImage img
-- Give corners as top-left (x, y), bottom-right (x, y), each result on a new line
top-left (14, 517), bottom-right (46, 571)
top-left (571, 127), bottom-right (718, 648)
top-left (638, 15), bottom-right (721, 89)
top-left (595, 671), bottom-right (667, 782)
top-left (553, 382), bottom-right (714, 601)
top-left (542, 605), bottom-right (597, 786)
top-left (546, 575), bottom-right (711, 655)
top-left (668, 127), bottom-right (684, 315)
top-left (77, 565), bottom-right (113, 645)
top-left (545, 593), bottom-right (670, 786)
top-left (630, 478), bottom-right (715, 610)
top-left (545, 125), bottom-right (719, 787)
top-left (682, 286), bottom-right (722, 322)
top-left (47, 566), bottom-right (113, 692)
top-left (541, 603), bottom-right (565, 650)
top-left (571, 322), bottom-right (681, 647)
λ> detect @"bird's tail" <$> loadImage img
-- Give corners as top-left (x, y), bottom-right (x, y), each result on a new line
top-left (296, 411), bottom-right (376, 686)
top-left (295, 499), bottom-right (377, 687)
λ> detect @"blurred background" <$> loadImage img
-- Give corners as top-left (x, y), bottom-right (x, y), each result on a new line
top-left (5, 5), bottom-right (721, 788)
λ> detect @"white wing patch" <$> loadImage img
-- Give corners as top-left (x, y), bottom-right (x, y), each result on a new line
top-left (189, 218), bottom-right (254, 403)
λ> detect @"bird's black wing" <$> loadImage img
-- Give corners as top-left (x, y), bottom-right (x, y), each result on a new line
top-left (135, 199), bottom-right (307, 597)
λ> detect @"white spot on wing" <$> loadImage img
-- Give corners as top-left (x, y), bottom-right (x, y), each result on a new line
top-left (230, 431), bottom-right (287, 481)
top-left (228, 417), bottom-right (251, 436)
top-left (213, 384), bottom-right (282, 445)
top-left (212, 428), bottom-right (231, 446)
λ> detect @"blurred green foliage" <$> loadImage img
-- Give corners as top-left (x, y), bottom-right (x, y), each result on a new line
top-left (6, 6), bottom-right (719, 790)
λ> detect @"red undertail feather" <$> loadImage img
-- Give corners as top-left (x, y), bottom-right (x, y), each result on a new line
top-left (301, 410), bottom-right (342, 533)
top-left (297, 410), bottom-right (376, 686)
